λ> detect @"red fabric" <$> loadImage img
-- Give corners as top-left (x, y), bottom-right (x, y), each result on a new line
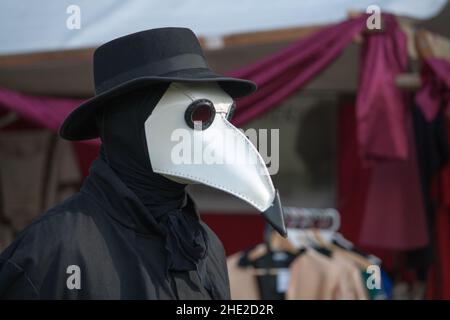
top-left (356, 15), bottom-right (408, 162)
top-left (0, 109), bottom-right (44, 131)
top-left (335, 16), bottom-right (427, 250)
top-left (337, 103), bottom-right (370, 244)
top-left (427, 123), bottom-right (450, 299)
top-left (359, 111), bottom-right (429, 249)
top-left (0, 87), bottom-right (82, 134)
top-left (201, 213), bottom-right (265, 256)
top-left (421, 61), bottom-right (450, 297)
top-left (416, 58), bottom-right (450, 121)
top-left (0, 87), bottom-right (100, 147)
top-left (433, 207), bottom-right (450, 299)
top-left (338, 101), bottom-right (428, 253)
top-left (337, 103), bottom-right (397, 269)
top-left (339, 102), bottom-right (450, 299)
top-left (72, 142), bottom-right (100, 177)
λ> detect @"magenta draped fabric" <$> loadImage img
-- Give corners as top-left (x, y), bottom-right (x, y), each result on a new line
top-left (228, 14), bottom-right (410, 162)
top-left (359, 112), bottom-right (429, 249)
top-left (0, 87), bottom-right (79, 132)
top-left (0, 88), bottom-right (99, 145)
top-left (416, 57), bottom-right (450, 120)
top-left (228, 14), bottom-right (367, 126)
top-left (337, 102), bottom-right (429, 252)
top-left (356, 15), bottom-right (408, 162)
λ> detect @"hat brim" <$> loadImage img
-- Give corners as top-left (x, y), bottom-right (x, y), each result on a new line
top-left (59, 69), bottom-right (256, 141)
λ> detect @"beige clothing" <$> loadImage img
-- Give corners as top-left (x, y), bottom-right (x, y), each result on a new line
top-left (227, 252), bottom-right (260, 300)
top-left (228, 248), bottom-right (369, 300)
top-left (333, 253), bottom-right (368, 300)
top-left (332, 245), bottom-right (373, 269)
top-left (286, 249), bottom-right (345, 300)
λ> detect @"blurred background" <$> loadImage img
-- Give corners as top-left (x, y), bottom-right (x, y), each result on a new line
top-left (0, 0), bottom-right (449, 300)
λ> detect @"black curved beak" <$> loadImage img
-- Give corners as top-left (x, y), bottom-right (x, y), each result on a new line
top-left (261, 190), bottom-right (287, 237)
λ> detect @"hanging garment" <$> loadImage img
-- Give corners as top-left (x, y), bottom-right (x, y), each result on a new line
top-left (227, 252), bottom-right (261, 300)
top-left (337, 103), bottom-right (371, 245)
top-left (239, 245), bottom-right (298, 300)
top-left (227, 243), bottom-right (298, 300)
top-left (405, 106), bottom-right (449, 279)
top-left (356, 15), bottom-right (408, 162)
top-left (286, 248), bottom-right (369, 300)
top-left (286, 249), bottom-right (345, 300)
top-left (228, 244), bottom-right (369, 300)
top-left (359, 110), bottom-right (429, 250)
top-left (227, 243), bottom-right (300, 300)
top-left (0, 158), bottom-right (230, 299)
top-left (427, 122), bottom-right (450, 299)
top-left (336, 101), bottom-right (429, 251)
top-left (332, 253), bottom-right (368, 300)
top-left (381, 269), bottom-right (393, 300)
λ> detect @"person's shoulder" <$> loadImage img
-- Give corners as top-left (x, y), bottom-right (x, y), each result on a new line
top-left (200, 220), bottom-right (221, 243)
top-left (200, 220), bottom-right (226, 258)
top-left (0, 192), bottom-right (104, 299)
top-left (36, 191), bottom-right (94, 223)
top-left (199, 220), bottom-right (231, 298)
top-left (28, 192), bottom-right (97, 239)
top-left (0, 192), bottom-right (99, 261)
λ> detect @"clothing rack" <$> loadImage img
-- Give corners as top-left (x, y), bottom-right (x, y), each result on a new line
top-left (228, 206), bottom-right (390, 300)
top-left (283, 207), bottom-right (340, 231)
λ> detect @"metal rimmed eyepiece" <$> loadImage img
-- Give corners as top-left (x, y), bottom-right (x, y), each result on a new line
top-left (184, 99), bottom-right (216, 130)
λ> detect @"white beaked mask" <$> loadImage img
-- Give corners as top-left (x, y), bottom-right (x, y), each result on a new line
top-left (144, 82), bottom-right (286, 236)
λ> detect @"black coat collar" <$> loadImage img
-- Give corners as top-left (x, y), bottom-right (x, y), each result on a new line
top-left (80, 158), bottom-right (197, 236)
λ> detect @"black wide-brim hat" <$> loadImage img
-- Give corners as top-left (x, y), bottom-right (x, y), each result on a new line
top-left (59, 27), bottom-right (257, 140)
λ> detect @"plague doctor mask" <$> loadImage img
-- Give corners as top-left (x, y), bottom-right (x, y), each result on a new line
top-left (145, 82), bottom-right (287, 236)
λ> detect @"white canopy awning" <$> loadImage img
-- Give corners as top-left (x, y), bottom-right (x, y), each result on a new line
top-left (0, 0), bottom-right (447, 55)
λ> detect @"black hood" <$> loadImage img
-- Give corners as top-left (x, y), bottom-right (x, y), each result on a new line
top-left (96, 83), bottom-right (186, 216)
top-left (92, 85), bottom-right (209, 272)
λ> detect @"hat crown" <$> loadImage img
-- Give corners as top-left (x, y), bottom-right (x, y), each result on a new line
top-left (60, 27), bottom-right (256, 141)
top-left (93, 27), bottom-right (208, 94)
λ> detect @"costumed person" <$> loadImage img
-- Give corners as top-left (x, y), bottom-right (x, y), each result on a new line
top-left (0, 28), bottom-right (286, 299)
